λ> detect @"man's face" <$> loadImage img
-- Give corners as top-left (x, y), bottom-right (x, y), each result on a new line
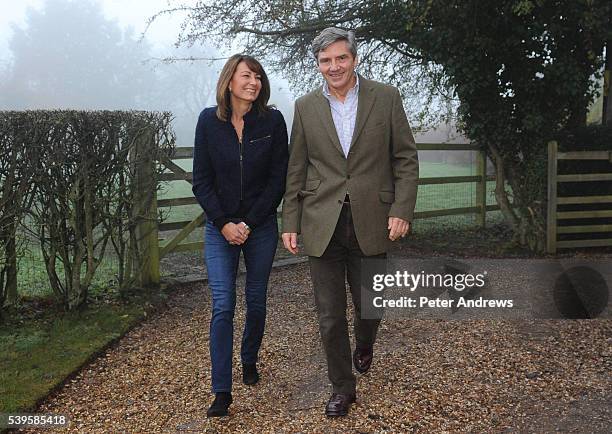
top-left (317, 40), bottom-right (357, 92)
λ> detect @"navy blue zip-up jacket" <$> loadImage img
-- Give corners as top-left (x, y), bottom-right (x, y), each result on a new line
top-left (192, 106), bottom-right (289, 230)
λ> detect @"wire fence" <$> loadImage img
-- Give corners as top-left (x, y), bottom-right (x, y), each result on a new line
top-left (15, 228), bottom-right (123, 300)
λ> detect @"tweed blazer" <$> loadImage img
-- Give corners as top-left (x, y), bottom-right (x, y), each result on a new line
top-left (282, 76), bottom-right (419, 257)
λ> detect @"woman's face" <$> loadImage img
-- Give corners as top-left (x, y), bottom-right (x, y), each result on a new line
top-left (229, 61), bottom-right (262, 104)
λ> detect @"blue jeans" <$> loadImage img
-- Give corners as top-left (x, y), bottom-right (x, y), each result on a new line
top-left (204, 215), bottom-right (278, 393)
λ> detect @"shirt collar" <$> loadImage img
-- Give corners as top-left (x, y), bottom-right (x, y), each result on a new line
top-left (322, 73), bottom-right (359, 100)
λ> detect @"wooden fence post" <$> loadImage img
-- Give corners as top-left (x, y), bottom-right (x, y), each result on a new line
top-left (546, 141), bottom-right (558, 254)
top-left (0, 219), bottom-right (18, 307)
top-left (134, 132), bottom-right (160, 287)
top-left (5, 221), bottom-right (18, 305)
top-left (476, 146), bottom-right (487, 228)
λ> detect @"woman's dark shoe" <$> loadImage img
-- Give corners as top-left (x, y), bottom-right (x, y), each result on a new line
top-left (242, 363), bottom-right (260, 385)
top-left (206, 392), bottom-right (232, 417)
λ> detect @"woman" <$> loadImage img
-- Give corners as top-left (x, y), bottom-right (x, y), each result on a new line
top-left (192, 54), bottom-right (289, 417)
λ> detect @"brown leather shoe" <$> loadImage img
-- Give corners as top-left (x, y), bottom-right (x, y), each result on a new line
top-left (353, 346), bottom-right (373, 374)
top-left (325, 393), bottom-right (356, 417)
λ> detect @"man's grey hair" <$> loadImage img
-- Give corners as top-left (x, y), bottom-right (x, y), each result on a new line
top-left (311, 27), bottom-right (357, 62)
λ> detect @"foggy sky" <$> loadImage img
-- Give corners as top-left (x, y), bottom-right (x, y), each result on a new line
top-left (0, 0), bottom-right (297, 145)
top-left (0, 0), bottom-right (457, 143)
top-left (0, 0), bottom-right (186, 55)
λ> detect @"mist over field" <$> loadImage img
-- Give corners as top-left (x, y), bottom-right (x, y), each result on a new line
top-left (0, 0), bottom-right (296, 146)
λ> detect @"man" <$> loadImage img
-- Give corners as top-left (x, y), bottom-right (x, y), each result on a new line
top-left (281, 27), bottom-right (419, 417)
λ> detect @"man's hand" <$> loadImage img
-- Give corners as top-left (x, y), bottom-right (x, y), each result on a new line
top-left (282, 232), bottom-right (299, 254)
top-left (221, 222), bottom-right (249, 245)
top-left (388, 217), bottom-right (410, 241)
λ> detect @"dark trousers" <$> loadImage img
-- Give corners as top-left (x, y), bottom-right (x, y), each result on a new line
top-left (308, 203), bottom-right (383, 394)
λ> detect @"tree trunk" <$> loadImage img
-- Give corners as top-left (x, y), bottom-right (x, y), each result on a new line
top-left (4, 222), bottom-right (18, 306)
top-left (487, 143), bottom-right (519, 229)
top-left (487, 143), bottom-right (547, 252)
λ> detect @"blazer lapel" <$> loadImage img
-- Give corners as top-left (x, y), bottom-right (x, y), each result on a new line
top-left (350, 76), bottom-right (376, 148)
top-left (315, 89), bottom-right (344, 157)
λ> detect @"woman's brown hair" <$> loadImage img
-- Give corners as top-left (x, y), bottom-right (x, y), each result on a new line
top-left (216, 54), bottom-right (271, 121)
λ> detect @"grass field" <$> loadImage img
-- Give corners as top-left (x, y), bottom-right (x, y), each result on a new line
top-left (158, 159), bottom-right (498, 223)
top-left (15, 242), bottom-right (122, 299)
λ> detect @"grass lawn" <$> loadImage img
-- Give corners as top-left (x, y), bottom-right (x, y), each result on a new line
top-left (158, 159), bottom-right (498, 222)
top-left (0, 289), bottom-right (168, 413)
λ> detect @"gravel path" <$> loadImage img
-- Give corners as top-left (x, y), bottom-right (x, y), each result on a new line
top-left (27, 262), bottom-right (611, 433)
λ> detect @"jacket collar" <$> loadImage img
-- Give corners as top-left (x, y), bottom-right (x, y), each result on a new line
top-left (314, 73), bottom-right (377, 157)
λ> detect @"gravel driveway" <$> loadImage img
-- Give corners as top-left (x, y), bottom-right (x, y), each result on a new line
top-left (27, 262), bottom-right (611, 433)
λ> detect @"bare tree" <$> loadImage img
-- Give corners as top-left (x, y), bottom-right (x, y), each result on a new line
top-left (149, 0), bottom-right (456, 127)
